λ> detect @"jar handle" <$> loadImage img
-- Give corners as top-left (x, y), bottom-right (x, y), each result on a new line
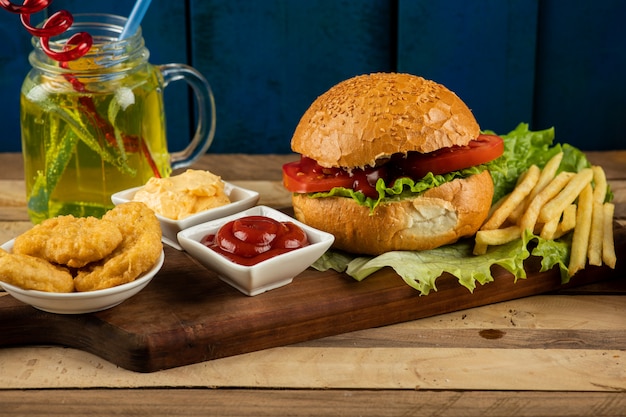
top-left (158, 63), bottom-right (216, 169)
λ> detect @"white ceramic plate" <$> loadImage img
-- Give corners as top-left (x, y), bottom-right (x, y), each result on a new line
top-left (177, 206), bottom-right (335, 296)
top-left (112, 181), bottom-right (259, 250)
top-left (0, 239), bottom-right (164, 314)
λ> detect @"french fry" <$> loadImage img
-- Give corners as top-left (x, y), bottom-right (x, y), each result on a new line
top-left (568, 183), bottom-right (593, 276)
top-left (519, 171), bottom-right (575, 233)
top-left (472, 155), bottom-right (614, 277)
top-left (481, 165), bottom-right (540, 230)
top-left (587, 201), bottom-right (604, 266)
top-left (473, 241), bottom-right (488, 256)
top-left (561, 204), bottom-right (577, 231)
top-left (592, 165), bottom-right (607, 204)
top-left (507, 199), bottom-right (525, 224)
top-left (540, 215), bottom-right (560, 240)
top-left (473, 226), bottom-right (521, 255)
top-left (602, 203), bottom-right (616, 269)
top-left (527, 152), bottom-right (564, 204)
top-left (507, 155), bottom-right (562, 224)
top-left (487, 193), bottom-right (508, 219)
top-left (539, 168), bottom-right (594, 224)
top-left (476, 226), bottom-right (522, 245)
top-left (586, 165), bottom-right (608, 266)
top-left (553, 204), bottom-right (577, 239)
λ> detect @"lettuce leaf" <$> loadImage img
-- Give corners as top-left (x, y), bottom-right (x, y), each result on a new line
top-left (308, 165), bottom-right (490, 211)
top-left (531, 232), bottom-right (572, 282)
top-left (300, 123), bottom-right (593, 210)
top-left (312, 229), bottom-right (573, 295)
top-left (488, 123), bottom-right (591, 202)
top-left (310, 123), bottom-right (598, 294)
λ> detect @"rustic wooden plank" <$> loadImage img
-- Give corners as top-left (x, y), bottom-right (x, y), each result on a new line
top-left (1, 341), bottom-right (625, 392)
top-left (0, 152), bottom-right (624, 382)
top-left (0, 10), bottom-right (31, 152)
top-left (1, 389), bottom-right (625, 417)
top-left (188, 153), bottom-right (297, 182)
top-left (0, 223), bottom-right (623, 373)
top-left (1, 344), bottom-right (624, 391)
top-left (302, 328), bottom-right (626, 350)
top-left (0, 154), bottom-right (23, 179)
top-left (586, 150), bottom-right (626, 179)
top-left (533, 1), bottom-right (626, 150)
top-left (3, 2), bottom-right (626, 155)
top-left (1, 293), bottom-right (624, 390)
top-left (0, 222), bottom-right (31, 244)
top-left (557, 273), bottom-right (626, 294)
top-left (230, 180), bottom-right (292, 209)
top-left (188, 0), bottom-right (394, 154)
top-left (397, 0), bottom-right (539, 135)
top-left (0, 178), bottom-right (24, 204)
top-left (608, 181), bottom-right (626, 222)
top-left (394, 294), bottom-right (626, 330)
top-left (0, 209), bottom-right (28, 223)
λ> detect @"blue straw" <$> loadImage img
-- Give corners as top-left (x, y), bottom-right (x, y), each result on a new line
top-left (119, 0), bottom-right (152, 40)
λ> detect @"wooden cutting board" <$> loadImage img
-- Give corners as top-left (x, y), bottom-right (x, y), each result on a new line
top-left (1, 224), bottom-right (624, 373)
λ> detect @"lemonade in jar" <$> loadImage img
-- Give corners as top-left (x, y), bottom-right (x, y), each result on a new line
top-left (20, 14), bottom-right (215, 223)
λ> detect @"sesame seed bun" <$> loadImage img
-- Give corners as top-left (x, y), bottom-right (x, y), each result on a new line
top-left (291, 73), bottom-right (480, 168)
top-left (289, 73), bottom-right (493, 255)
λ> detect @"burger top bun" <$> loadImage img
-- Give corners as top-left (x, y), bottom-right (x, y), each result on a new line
top-left (291, 72), bottom-right (480, 168)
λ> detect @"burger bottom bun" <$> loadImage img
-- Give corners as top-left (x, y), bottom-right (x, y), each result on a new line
top-left (292, 171), bottom-right (494, 255)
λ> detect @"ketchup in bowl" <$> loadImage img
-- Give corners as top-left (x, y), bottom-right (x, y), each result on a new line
top-left (201, 215), bottom-right (309, 266)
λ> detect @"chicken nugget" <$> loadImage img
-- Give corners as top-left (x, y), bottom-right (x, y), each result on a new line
top-left (74, 202), bottom-right (162, 292)
top-left (0, 252), bottom-right (74, 293)
top-left (13, 215), bottom-right (123, 268)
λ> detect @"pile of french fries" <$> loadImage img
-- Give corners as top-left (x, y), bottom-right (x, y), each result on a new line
top-left (474, 152), bottom-right (616, 276)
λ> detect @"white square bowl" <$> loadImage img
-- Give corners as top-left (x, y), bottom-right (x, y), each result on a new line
top-left (112, 181), bottom-right (259, 250)
top-left (0, 240), bottom-right (164, 314)
top-left (177, 206), bottom-right (335, 296)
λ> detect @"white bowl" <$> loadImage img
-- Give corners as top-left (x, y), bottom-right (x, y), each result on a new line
top-left (0, 239), bottom-right (164, 314)
top-left (112, 181), bottom-right (259, 250)
top-left (177, 206), bottom-right (335, 296)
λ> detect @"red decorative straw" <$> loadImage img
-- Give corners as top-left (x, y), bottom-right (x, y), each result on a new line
top-left (0, 0), bottom-right (92, 62)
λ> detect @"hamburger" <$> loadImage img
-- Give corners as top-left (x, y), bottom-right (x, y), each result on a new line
top-left (282, 73), bottom-right (504, 255)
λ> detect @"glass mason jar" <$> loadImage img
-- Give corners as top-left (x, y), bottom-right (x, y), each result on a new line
top-left (20, 13), bottom-right (216, 223)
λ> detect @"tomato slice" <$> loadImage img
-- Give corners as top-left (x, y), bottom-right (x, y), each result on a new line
top-left (282, 134), bottom-right (504, 195)
top-left (282, 157), bottom-right (354, 193)
top-left (392, 134), bottom-right (504, 179)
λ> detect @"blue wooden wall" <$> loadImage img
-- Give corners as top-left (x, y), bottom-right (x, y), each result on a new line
top-left (0, 0), bottom-right (624, 154)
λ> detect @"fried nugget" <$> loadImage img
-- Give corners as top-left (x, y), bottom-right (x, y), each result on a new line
top-left (13, 215), bottom-right (123, 268)
top-left (0, 252), bottom-right (74, 293)
top-left (74, 202), bottom-right (162, 292)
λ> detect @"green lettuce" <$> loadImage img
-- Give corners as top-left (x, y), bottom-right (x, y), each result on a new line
top-left (487, 123), bottom-right (591, 202)
top-left (309, 165), bottom-right (490, 211)
top-left (310, 123), bottom-right (599, 295)
top-left (314, 229), bottom-right (569, 295)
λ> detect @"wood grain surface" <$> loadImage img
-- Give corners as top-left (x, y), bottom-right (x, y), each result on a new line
top-left (1, 389), bottom-right (626, 417)
top-left (0, 224), bottom-right (623, 372)
top-left (0, 152), bottom-right (625, 416)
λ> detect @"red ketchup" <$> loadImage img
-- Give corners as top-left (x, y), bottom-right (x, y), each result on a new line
top-left (201, 216), bottom-right (309, 266)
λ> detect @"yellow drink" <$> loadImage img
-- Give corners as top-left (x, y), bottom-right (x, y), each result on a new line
top-left (19, 14), bottom-right (215, 223)
top-left (21, 64), bottom-right (171, 223)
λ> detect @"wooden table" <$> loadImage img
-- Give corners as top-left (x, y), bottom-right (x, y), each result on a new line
top-left (1, 152), bottom-right (625, 416)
